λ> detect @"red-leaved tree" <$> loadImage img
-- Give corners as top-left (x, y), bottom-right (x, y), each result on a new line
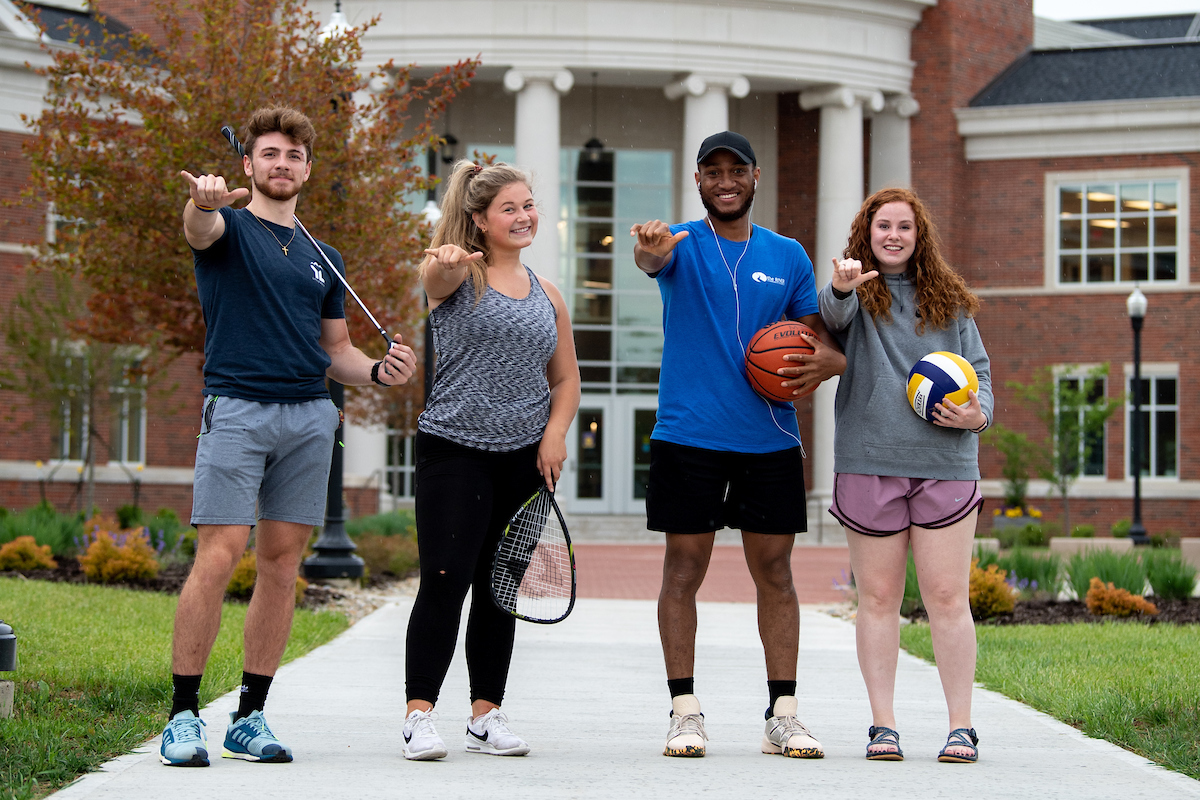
top-left (19, 0), bottom-right (476, 429)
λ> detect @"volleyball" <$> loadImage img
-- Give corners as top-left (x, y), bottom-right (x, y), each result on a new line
top-left (906, 352), bottom-right (978, 421)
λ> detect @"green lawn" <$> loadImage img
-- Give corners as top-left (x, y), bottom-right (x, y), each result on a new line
top-left (900, 621), bottom-right (1200, 780)
top-left (0, 579), bottom-right (348, 800)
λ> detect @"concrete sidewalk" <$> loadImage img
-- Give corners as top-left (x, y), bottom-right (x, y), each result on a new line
top-left (52, 597), bottom-right (1200, 800)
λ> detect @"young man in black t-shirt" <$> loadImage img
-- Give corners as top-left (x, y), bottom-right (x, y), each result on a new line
top-left (159, 105), bottom-right (416, 767)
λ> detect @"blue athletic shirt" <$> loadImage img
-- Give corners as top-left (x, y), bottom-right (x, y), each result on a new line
top-left (650, 219), bottom-right (819, 453)
top-left (192, 206), bottom-right (346, 403)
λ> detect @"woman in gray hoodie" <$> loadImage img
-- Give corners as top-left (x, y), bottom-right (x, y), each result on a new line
top-left (819, 187), bottom-right (992, 765)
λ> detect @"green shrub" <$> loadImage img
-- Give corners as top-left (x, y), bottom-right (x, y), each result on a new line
top-left (999, 547), bottom-right (1061, 600)
top-left (346, 509), bottom-right (416, 538)
top-left (973, 545), bottom-right (1000, 571)
top-left (1066, 549), bottom-right (1146, 600)
top-left (0, 535), bottom-right (58, 571)
top-left (993, 525), bottom-right (1018, 550)
top-left (388, 538), bottom-right (420, 577)
top-left (1070, 524), bottom-right (1094, 538)
top-left (1111, 518), bottom-right (1132, 538)
top-left (1142, 550), bottom-right (1198, 601)
top-left (116, 504), bottom-right (144, 530)
top-left (0, 501), bottom-right (84, 556)
top-left (144, 508), bottom-right (191, 563)
top-left (227, 551), bottom-right (258, 597)
top-left (902, 549), bottom-right (923, 615)
top-left (1016, 523), bottom-right (1048, 547)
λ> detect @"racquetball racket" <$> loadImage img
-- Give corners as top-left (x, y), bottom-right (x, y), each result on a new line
top-left (489, 486), bottom-right (576, 624)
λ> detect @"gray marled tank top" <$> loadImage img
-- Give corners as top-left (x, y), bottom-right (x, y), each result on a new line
top-left (418, 265), bottom-right (557, 451)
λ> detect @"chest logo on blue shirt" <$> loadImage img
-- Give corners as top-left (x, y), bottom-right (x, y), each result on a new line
top-left (309, 263), bottom-right (325, 284)
top-left (752, 271), bottom-right (785, 286)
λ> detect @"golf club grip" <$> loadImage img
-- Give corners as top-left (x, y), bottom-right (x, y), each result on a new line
top-left (220, 125), bottom-right (244, 158)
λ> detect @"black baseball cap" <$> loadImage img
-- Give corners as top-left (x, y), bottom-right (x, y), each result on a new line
top-left (696, 131), bottom-right (756, 166)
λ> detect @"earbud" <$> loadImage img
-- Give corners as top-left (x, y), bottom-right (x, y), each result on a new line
top-left (754, 180), bottom-right (758, 188)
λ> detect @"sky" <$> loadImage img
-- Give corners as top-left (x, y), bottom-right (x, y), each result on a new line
top-left (1034, 0), bottom-right (1200, 20)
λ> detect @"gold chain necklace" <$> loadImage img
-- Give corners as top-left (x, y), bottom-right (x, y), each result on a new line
top-left (250, 212), bottom-right (297, 256)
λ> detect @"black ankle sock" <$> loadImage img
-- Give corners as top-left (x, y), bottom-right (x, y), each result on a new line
top-left (236, 672), bottom-right (274, 720)
top-left (667, 677), bottom-right (694, 699)
top-left (169, 673), bottom-right (203, 720)
top-left (767, 680), bottom-right (797, 719)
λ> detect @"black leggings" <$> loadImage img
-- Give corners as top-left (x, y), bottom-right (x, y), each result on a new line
top-left (405, 431), bottom-right (542, 706)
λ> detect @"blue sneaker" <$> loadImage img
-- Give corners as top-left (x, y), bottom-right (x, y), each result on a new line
top-left (160, 710), bottom-right (209, 767)
top-left (221, 710), bottom-right (294, 763)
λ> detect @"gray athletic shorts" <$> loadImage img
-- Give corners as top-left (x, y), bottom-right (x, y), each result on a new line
top-left (191, 395), bottom-right (340, 527)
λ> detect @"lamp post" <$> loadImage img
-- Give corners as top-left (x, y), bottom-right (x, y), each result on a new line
top-left (1126, 287), bottom-right (1148, 546)
top-left (304, 1), bottom-right (363, 581)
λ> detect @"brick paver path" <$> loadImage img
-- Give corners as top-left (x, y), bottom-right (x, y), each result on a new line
top-left (573, 543), bottom-right (851, 604)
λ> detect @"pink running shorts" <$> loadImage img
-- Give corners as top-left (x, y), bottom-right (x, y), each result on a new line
top-left (830, 473), bottom-right (983, 537)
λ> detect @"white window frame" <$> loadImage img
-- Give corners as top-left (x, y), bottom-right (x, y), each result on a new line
top-left (54, 340), bottom-right (89, 464)
top-left (384, 429), bottom-right (415, 501)
top-left (109, 350), bottom-right (148, 465)
top-left (1123, 362), bottom-right (1179, 481)
top-left (1044, 167), bottom-right (1189, 290)
top-left (1053, 364), bottom-right (1109, 480)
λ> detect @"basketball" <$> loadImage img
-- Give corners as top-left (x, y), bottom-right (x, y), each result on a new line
top-left (745, 320), bottom-right (817, 402)
top-left (907, 351), bottom-right (979, 421)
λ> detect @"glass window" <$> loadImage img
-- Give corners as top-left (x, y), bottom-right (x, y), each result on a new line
top-left (109, 358), bottom-right (146, 464)
top-left (561, 148), bottom-right (673, 397)
top-left (1128, 375), bottom-right (1178, 478)
top-left (1057, 375), bottom-right (1107, 477)
top-left (1056, 178), bottom-right (1180, 285)
top-left (385, 430), bottom-right (415, 499)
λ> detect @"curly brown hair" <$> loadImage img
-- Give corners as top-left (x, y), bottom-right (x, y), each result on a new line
top-left (842, 187), bottom-right (978, 333)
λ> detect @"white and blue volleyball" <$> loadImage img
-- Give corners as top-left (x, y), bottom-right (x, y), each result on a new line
top-left (906, 352), bottom-right (978, 422)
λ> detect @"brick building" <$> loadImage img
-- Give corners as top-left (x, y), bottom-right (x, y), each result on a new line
top-left (1, 0), bottom-right (1195, 540)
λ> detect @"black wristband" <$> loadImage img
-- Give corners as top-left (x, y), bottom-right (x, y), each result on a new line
top-left (370, 360), bottom-right (388, 387)
top-left (832, 286), bottom-right (854, 300)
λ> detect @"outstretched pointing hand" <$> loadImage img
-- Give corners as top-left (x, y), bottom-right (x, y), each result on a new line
top-left (180, 170), bottom-right (249, 211)
top-left (631, 220), bottom-right (689, 258)
top-left (831, 258), bottom-right (878, 293)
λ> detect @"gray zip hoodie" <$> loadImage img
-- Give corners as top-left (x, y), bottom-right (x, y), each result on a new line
top-left (818, 272), bottom-right (993, 480)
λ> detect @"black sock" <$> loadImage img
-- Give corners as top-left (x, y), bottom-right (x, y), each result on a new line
top-left (236, 672), bottom-right (274, 720)
top-left (169, 673), bottom-right (203, 720)
top-left (667, 677), bottom-right (694, 699)
top-left (766, 679), bottom-right (797, 719)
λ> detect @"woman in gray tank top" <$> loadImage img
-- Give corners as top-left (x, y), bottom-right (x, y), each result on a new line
top-left (400, 160), bottom-right (580, 761)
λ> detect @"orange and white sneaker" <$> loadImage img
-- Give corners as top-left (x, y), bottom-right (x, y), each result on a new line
top-left (664, 694), bottom-right (707, 757)
top-left (762, 696), bottom-right (823, 758)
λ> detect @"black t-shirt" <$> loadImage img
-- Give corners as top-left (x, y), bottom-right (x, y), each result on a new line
top-left (193, 207), bottom-right (346, 402)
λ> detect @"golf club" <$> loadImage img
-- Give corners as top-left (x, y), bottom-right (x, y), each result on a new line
top-left (220, 125), bottom-right (393, 351)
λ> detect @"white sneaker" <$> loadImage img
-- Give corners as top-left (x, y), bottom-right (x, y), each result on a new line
top-left (762, 696), bottom-right (823, 758)
top-left (465, 708), bottom-right (530, 756)
top-left (664, 694), bottom-right (707, 757)
top-left (403, 709), bottom-right (448, 761)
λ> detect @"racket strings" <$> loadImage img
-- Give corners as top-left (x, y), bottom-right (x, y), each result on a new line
top-left (492, 490), bottom-right (574, 622)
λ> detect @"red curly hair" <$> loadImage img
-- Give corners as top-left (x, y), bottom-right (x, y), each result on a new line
top-left (842, 187), bottom-right (979, 333)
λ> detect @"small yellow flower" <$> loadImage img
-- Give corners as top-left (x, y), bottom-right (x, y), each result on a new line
top-left (35, 460), bottom-right (44, 469)
top-left (992, 508), bottom-right (1001, 516)
top-left (1005, 507), bottom-right (1020, 517)
top-left (76, 465), bottom-right (84, 474)
top-left (1030, 508), bottom-right (1042, 518)
top-left (136, 465), bottom-right (143, 472)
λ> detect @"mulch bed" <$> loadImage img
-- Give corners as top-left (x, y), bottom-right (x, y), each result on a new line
top-left (1, 558), bottom-right (399, 610)
top-left (909, 597), bottom-right (1200, 626)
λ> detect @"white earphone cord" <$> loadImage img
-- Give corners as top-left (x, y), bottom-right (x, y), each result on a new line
top-left (705, 201), bottom-right (804, 453)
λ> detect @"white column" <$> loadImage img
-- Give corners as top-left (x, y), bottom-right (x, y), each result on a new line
top-left (799, 85), bottom-right (880, 541)
top-left (504, 68), bottom-right (574, 283)
top-left (869, 94), bottom-right (920, 192)
top-left (665, 73), bottom-right (751, 222)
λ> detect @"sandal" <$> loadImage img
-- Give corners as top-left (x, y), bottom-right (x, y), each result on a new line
top-left (937, 727), bottom-right (979, 763)
top-left (866, 725), bottom-right (904, 761)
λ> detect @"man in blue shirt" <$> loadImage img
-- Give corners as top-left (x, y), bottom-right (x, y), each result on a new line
top-left (160, 105), bottom-right (415, 768)
top-left (631, 131), bottom-right (843, 760)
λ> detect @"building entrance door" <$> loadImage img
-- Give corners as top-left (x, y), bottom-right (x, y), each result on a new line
top-left (564, 396), bottom-right (657, 515)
